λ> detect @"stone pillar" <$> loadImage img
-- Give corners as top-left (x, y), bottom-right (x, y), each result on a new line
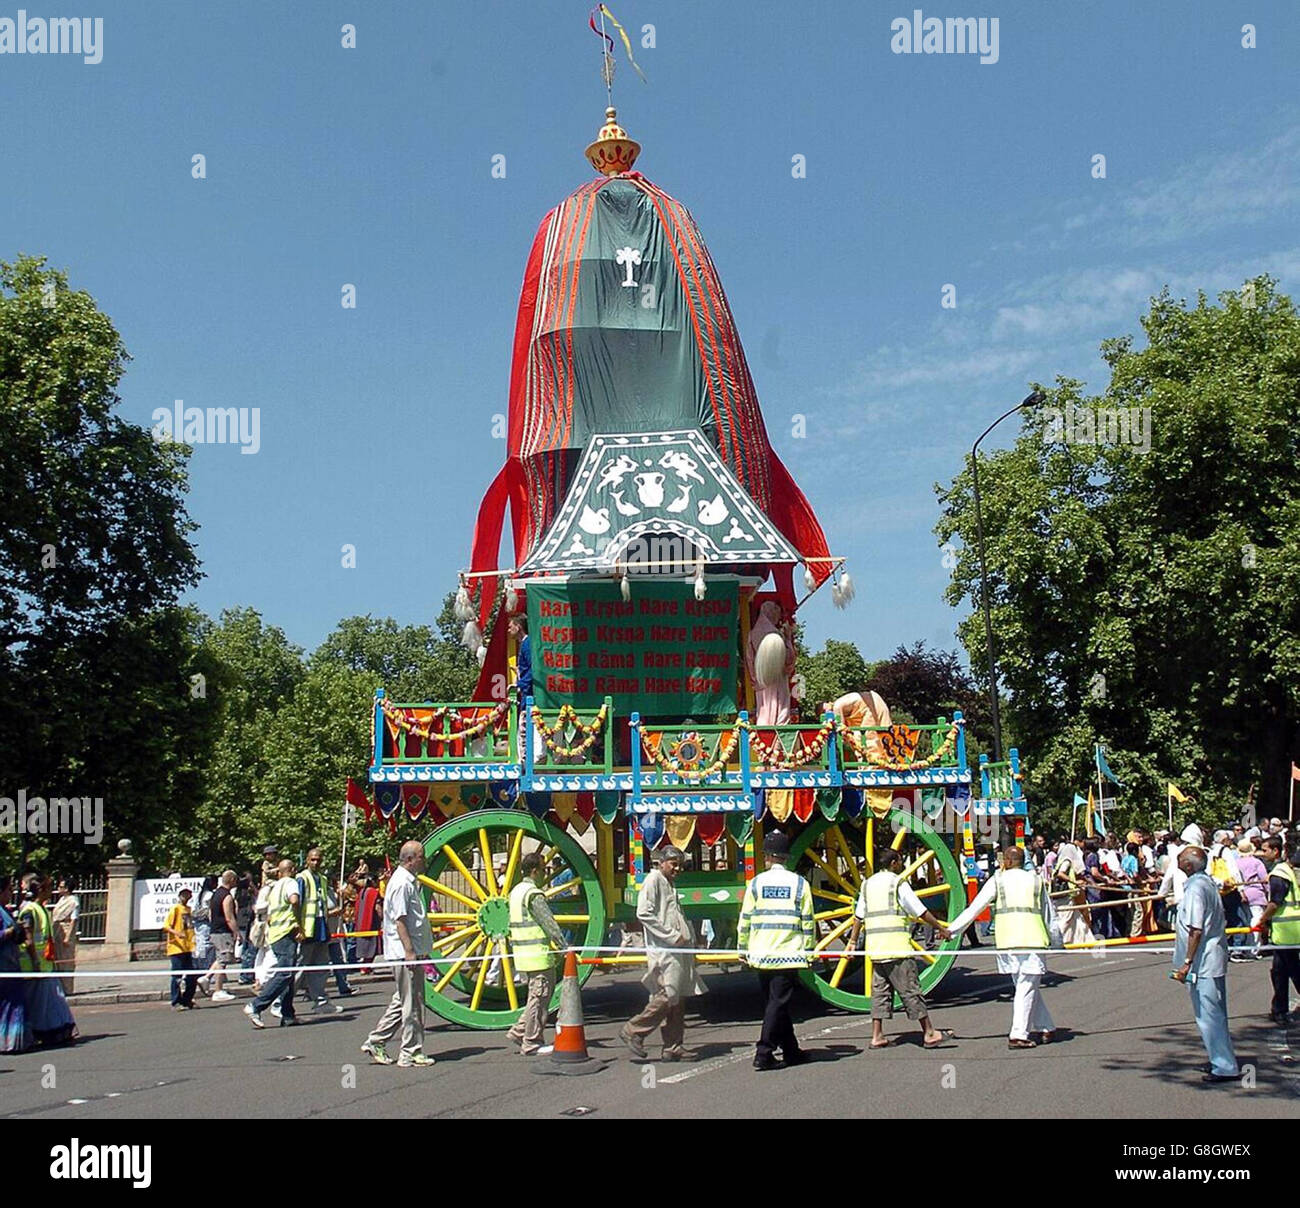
top-left (100, 838), bottom-right (139, 963)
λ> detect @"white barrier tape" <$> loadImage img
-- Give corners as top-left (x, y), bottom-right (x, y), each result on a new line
top-left (5, 940), bottom-right (1297, 978)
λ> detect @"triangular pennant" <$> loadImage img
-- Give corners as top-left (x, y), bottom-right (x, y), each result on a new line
top-left (726, 811), bottom-right (753, 846)
top-left (948, 784), bottom-right (972, 817)
top-left (402, 784), bottom-right (429, 822)
top-left (792, 788), bottom-right (816, 823)
top-left (751, 788), bottom-right (766, 822)
top-left (374, 783), bottom-right (402, 819)
top-left (524, 791), bottom-right (551, 818)
top-left (489, 780), bottom-right (519, 808)
top-left (816, 787), bottom-right (841, 821)
top-left (767, 788), bottom-right (794, 823)
top-left (639, 811), bottom-right (665, 849)
top-left (457, 784), bottom-right (487, 812)
top-left (595, 790), bottom-right (622, 824)
top-left (551, 793), bottom-right (577, 825)
top-left (920, 786), bottom-right (946, 819)
top-left (866, 787), bottom-right (893, 819)
top-left (697, 813), bottom-right (727, 847)
top-left (840, 787), bottom-right (864, 819)
top-left (665, 815), bottom-right (696, 848)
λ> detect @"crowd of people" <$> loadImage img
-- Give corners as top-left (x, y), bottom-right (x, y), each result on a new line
top-left (163, 845), bottom-right (386, 1017)
top-left (0, 872), bottom-right (80, 1052)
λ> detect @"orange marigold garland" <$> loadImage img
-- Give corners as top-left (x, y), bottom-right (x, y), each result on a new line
top-left (382, 699), bottom-right (508, 745)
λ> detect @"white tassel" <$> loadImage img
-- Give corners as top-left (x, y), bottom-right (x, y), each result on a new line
top-left (475, 645), bottom-right (487, 667)
top-left (620, 572), bottom-right (630, 602)
top-left (837, 571), bottom-right (855, 606)
top-left (831, 581), bottom-right (843, 608)
top-left (462, 620), bottom-right (483, 652)
top-left (804, 566), bottom-right (816, 591)
top-left (505, 587), bottom-right (518, 614)
top-left (454, 584), bottom-right (474, 622)
top-left (693, 563), bottom-right (706, 601)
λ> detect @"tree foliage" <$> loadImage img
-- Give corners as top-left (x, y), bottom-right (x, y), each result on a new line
top-left (936, 278), bottom-right (1300, 836)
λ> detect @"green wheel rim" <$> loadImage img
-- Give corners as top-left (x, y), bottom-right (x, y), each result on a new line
top-left (420, 809), bottom-right (605, 1030)
top-left (789, 808), bottom-right (964, 1013)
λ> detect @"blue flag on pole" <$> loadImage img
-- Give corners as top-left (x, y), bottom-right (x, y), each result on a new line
top-left (1095, 745), bottom-right (1124, 788)
top-left (1073, 793), bottom-right (1087, 807)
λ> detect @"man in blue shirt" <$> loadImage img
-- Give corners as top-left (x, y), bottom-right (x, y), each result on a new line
top-left (1172, 846), bottom-right (1239, 1083)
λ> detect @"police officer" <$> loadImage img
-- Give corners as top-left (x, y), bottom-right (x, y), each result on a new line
top-left (737, 831), bottom-right (815, 1070)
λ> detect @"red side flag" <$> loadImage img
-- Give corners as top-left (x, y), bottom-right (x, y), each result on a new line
top-left (347, 777), bottom-right (374, 822)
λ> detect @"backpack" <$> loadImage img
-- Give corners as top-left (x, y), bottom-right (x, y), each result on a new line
top-left (192, 889), bottom-right (212, 924)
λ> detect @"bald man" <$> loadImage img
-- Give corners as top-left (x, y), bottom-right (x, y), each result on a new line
top-left (362, 841), bottom-right (435, 1067)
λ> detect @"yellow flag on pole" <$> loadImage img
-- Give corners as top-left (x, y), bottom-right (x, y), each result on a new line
top-left (1085, 786), bottom-right (1096, 837)
top-left (1168, 783), bottom-right (1188, 803)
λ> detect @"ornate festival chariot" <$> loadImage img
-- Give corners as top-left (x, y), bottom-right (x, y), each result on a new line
top-left (368, 90), bottom-right (1030, 1029)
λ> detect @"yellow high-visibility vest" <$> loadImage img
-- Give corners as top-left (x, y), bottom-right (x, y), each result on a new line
top-left (993, 868), bottom-right (1050, 949)
top-left (299, 868), bottom-right (327, 939)
top-left (739, 866), bottom-right (815, 969)
top-left (267, 878), bottom-right (300, 944)
top-left (859, 871), bottom-right (915, 960)
top-left (509, 880), bottom-right (553, 972)
top-left (1271, 863), bottom-right (1300, 946)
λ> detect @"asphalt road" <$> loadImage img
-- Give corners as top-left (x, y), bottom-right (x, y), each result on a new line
top-left (5, 952), bottom-right (1298, 1120)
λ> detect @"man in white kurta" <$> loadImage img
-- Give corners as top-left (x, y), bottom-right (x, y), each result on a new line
top-left (620, 847), bottom-right (705, 1061)
top-left (946, 846), bottom-right (1062, 1048)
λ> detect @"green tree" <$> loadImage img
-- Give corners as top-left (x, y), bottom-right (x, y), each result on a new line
top-left (0, 256), bottom-right (203, 873)
top-left (936, 278), bottom-right (1300, 836)
top-left (799, 638), bottom-right (871, 713)
top-left (866, 641), bottom-right (989, 744)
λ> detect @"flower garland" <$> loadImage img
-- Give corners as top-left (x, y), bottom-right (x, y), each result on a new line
top-left (641, 726), bottom-right (740, 783)
top-left (837, 721), bottom-right (960, 771)
top-left (383, 699), bottom-right (508, 745)
top-left (743, 719), bottom-right (837, 770)
top-left (530, 704), bottom-right (608, 759)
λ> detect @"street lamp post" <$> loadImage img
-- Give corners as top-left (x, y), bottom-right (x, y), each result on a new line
top-left (970, 390), bottom-right (1045, 763)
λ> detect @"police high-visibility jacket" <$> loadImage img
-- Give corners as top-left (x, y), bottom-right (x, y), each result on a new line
top-left (859, 871), bottom-right (916, 960)
top-left (266, 877), bottom-right (301, 944)
top-left (509, 880), bottom-right (555, 972)
top-left (992, 867), bottom-right (1050, 949)
top-left (298, 868), bottom-right (328, 941)
top-left (1271, 863), bottom-right (1300, 946)
top-left (738, 864), bottom-right (816, 969)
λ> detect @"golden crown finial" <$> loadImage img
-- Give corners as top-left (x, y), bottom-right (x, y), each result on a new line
top-left (585, 106), bottom-right (640, 176)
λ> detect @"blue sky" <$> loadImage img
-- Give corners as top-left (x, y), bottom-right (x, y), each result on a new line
top-left (3, 1), bottom-right (1297, 662)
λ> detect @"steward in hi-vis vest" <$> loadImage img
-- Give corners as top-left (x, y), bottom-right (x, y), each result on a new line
top-left (296, 847), bottom-right (342, 1014)
top-left (506, 851), bottom-right (568, 1057)
top-left (943, 846), bottom-right (1060, 1050)
top-left (846, 846), bottom-right (952, 1050)
top-left (738, 831), bottom-right (815, 1070)
top-left (1261, 850), bottom-right (1300, 1026)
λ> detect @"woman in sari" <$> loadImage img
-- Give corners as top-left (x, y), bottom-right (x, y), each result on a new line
top-left (0, 876), bottom-right (34, 1053)
top-left (1052, 843), bottom-right (1094, 946)
top-left (50, 877), bottom-right (80, 994)
top-left (18, 875), bottom-right (77, 1046)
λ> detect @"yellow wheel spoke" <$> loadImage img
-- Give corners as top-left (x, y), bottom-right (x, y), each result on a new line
top-left (498, 937), bottom-right (519, 1011)
top-left (804, 847), bottom-right (856, 897)
top-left (814, 906), bottom-right (853, 922)
top-left (864, 817), bottom-right (874, 875)
top-left (469, 939), bottom-right (493, 1011)
top-left (812, 887), bottom-right (855, 906)
top-left (431, 923), bottom-right (480, 952)
top-left (552, 913), bottom-right (589, 924)
top-left (891, 823), bottom-right (908, 851)
top-left (829, 827), bottom-right (862, 887)
top-left (479, 829), bottom-right (499, 896)
top-left (434, 934), bottom-right (486, 992)
top-left (441, 845), bottom-right (489, 901)
top-left (814, 914), bottom-right (854, 954)
top-left (829, 950), bottom-right (853, 989)
top-left (417, 875), bottom-right (479, 911)
top-left (914, 882), bottom-right (951, 899)
top-left (501, 827), bottom-right (526, 893)
top-left (900, 849), bottom-right (935, 880)
top-left (910, 939), bottom-right (937, 965)
top-left (427, 911), bottom-right (477, 923)
top-left (543, 878), bottom-right (582, 900)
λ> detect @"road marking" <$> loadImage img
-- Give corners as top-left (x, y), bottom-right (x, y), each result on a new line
top-left (659, 1018), bottom-right (864, 1084)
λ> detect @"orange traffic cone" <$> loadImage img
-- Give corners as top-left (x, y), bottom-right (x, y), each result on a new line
top-left (533, 951), bottom-right (606, 1076)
